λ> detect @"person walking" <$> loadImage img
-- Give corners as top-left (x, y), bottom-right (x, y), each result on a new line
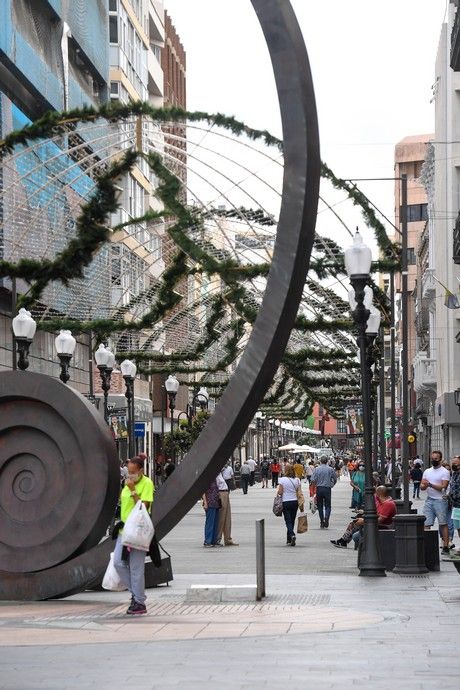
top-left (202, 477), bottom-right (221, 547)
top-left (277, 463), bottom-right (303, 546)
top-left (293, 459), bottom-right (304, 481)
top-left (449, 457), bottom-right (460, 554)
top-left (247, 457), bottom-right (256, 486)
top-left (410, 463), bottom-right (423, 499)
top-left (271, 459), bottom-right (280, 487)
top-left (113, 456), bottom-right (154, 615)
top-left (420, 450), bottom-right (451, 555)
top-left (350, 462), bottom-right (365, 510)
top-left (215, 472), bottom-right (239, 546)
top-left (240, 459), bottom-right (251, 494)
top-left (260, 456), bottom-right (270, 488)
top-left (310, 455), bottom-right (337, 528)
top-left (222, 461), bottom-right (236, 491)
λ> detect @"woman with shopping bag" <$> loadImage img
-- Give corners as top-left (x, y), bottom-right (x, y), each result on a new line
top-left (113, 456), bottom-right (154, 615)
top-left (276, 463), bottom-right (304, 546)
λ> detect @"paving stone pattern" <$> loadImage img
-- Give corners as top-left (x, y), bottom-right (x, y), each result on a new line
top-left (1, 478), bottom-right (459, 689)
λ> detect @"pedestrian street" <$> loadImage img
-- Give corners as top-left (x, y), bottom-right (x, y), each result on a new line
top-left (2, 477), bottom-right (460, 690)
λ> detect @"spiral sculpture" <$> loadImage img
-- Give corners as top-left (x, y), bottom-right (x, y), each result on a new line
top-left (0, 0), bottom-right (320, 599)
top-left (0, 372), bottom-right (119, 599)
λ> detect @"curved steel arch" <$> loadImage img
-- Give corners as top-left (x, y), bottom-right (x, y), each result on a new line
top-left (153, 0), bottom-right (321, 539)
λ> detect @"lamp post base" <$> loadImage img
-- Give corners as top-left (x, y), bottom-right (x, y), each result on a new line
top-left (358, 517), bottom-right (386, 577)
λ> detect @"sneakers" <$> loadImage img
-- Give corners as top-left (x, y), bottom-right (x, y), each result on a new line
top-left (126, 601), bottom-right (147, 615)
top-left (224, 541), bottom-right (239, 546)
top-left (324, 519), bottom-right (329, 528)
top-left (441, 546), bottom-right (450, 555)
top-left (290, 536), bottom-right (296, 547)
top-left (330, 539), bottom-right (347, 549)
top-left (203, 543), bottom-right (214, 548)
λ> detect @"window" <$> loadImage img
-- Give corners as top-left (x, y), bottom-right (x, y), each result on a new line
top-left (403, 204), bottom-right (428, 222)
top-left (407, 247), bottom-right (416, 265)
top-left (337, 419), bottom-right (347, 434)
top-left (109, 0), bottom-right (117, 10)
top-left (109, 16), bottom-right (118, 44)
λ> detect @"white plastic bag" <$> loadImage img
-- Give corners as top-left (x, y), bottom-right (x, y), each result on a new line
top-left (121, 501), bottom-right (154, 551)
top-left (102, 552), bottom-right (127, 591)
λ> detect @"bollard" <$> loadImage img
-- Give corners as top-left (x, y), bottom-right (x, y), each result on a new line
top-left (256, 519), bottom-right (266, 600)
top-left (393, 514), bottom-right (428, 574)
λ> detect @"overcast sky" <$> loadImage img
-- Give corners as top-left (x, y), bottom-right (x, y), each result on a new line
top-left (164, 0), bottom-right (448, 245)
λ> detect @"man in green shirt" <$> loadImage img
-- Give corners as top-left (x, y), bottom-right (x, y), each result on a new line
top-left (113, 456), bottom-right (154, 615)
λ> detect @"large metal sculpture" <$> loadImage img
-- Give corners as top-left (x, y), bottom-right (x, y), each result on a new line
top-left (0, 0), bottom-right (320, 599)
top-left (0, 372), bottom-right (119, 599)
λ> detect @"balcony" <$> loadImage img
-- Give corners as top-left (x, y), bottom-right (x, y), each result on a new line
top-left (148, 49), bottom-right (163, 99)
top-left (452, 7), bottom-right (460, 71)
top-left (415, 305), bottom-right (429, 336)
top-left (421, 268), bottom-right (436, 299)
top-left (413, 352), bottom-right (437, 393)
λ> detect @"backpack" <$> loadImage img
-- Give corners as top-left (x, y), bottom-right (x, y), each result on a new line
top-left (261, 459), bottom-right (270, 471)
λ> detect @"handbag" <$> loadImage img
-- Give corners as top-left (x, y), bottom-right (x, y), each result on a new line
top-left (226, 477), bottom-right (236, 491)
top-left (272, 494), bottom-right (283, 516)
top-left (297, 512), bottom-right (309, 534)
top-left (102, 552), bottom-right (127, 591)
top-left (121, 501), bottom-right (154, 552)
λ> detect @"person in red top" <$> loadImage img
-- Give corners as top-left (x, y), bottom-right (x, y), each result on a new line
top-left (271, 460), bottom-right (280, 488)
top-left (330, 486), bottom-right (396, 548)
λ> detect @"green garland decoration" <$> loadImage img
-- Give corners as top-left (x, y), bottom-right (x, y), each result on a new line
top-left (0, 101), bottom-right (400, 413)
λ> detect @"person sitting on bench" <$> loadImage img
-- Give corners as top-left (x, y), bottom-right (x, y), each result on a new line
top-left (330, 485), bottom-right (397, 549)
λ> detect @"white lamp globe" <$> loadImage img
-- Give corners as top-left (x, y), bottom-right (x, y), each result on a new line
top-left (344, 230), bottom-right (372, 277)
top-left (55, 330), bottom-right (76, 356)
top-left (12, 308), bottom-right (37, 340)
top-left (165, 374), bottom-right (180, 394)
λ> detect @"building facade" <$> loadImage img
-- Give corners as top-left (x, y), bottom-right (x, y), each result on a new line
top-left (0, 0), bottom-right (110, 388)
top-left (414, 1), bottom-right (460, 460)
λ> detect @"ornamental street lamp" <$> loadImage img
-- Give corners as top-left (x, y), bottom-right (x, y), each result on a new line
top-left (165, 374), bottom-right (180, 464)
top-left (55, 330), bottom-right (77, 384)
top-left (345, 230), bottom-right (386, 577)
top-left (95, 344), bottom-right (116, 422)
top-left (121, 359), bottom-right (137, 457)
top-left (12, 308), bottom-right (37, 371)
top-left (194, 386), bottom-right (209, 411)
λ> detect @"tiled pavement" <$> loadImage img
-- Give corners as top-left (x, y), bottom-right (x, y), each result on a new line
top-left (2, 479), bottom-right (460, 689)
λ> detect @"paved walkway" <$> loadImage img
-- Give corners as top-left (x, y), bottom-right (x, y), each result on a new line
top-left (2, 477), bottom-right (460, 689)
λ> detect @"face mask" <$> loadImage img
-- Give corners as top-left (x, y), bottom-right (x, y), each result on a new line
top-left (358, 465), bottom-right (364, 471)
top-left (127, 473), bottom-right (139, 482)
top-left (431, 460), bottom-right (440, 468)
top-left (452, 466), bottom-right (459, 472)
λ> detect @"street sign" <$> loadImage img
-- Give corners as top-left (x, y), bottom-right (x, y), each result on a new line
top-left (134, 422), bottom-right (146, 438)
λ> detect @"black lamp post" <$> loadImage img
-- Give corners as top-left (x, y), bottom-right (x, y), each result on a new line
top-left (55, 330), bottom-right (77, 384)
top-left (121, 358), bottom-right (137, 458)
top-left (95, 343), bottom-right (115, 421)
top-left (255, 411), bottom-right (263, 462)
top-left (345, 230), bottom-right (386, 577)
top-left (165, 374), bottom-right (180, 464)
top-left (12, 308), bottom-right (37, 371)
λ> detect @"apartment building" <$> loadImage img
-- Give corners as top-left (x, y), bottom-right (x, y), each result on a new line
top-left (0, 0), bottom-right (109, 389)
top-left (412, 0), bottom-right (460, 461)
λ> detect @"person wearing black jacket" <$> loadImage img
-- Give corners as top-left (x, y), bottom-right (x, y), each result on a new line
top-left (410, 464), bottom-right (423, 499)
